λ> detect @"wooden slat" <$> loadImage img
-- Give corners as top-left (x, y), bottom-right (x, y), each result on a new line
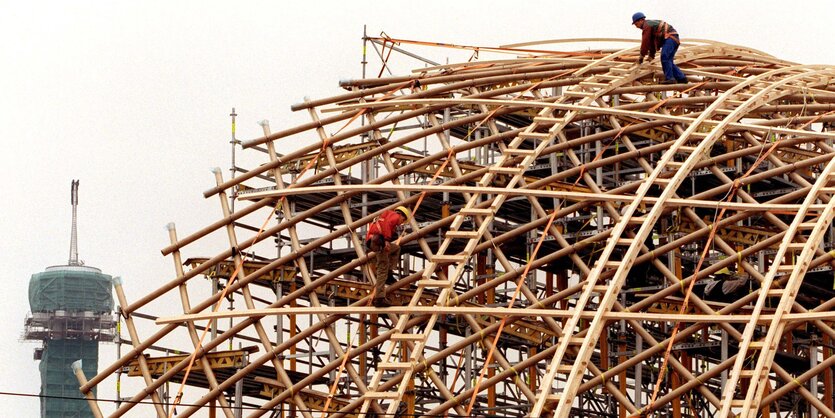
top-left (390, 333), bottom-right (425, 341)
top-left (416, 280), bottom-right (453, 288)
top-left (518, 131), bottom-right (551, 139)
top-left (533, 116), bottom-right (565, 125)
top-left (579, 81), bottom-right (608, 88)
top-left (445, 230), bottom-right (480, 239)
top-left (431, 254), bottom-right (468, 264)
top-left (488, 166), bottom-right (524, 175)
top-left (364, 391), bottom-right (400, 399)
top-left (610, 67), bottom-right (632, 75)
top-left (584, 285), bottom-right (609, 293)
top-left (502, 148), bottom-right (537, 156)
top-left (460, 207), bottom-right (494, 216)
top-left (379, 362), bottom-right (413, 370)
top-left (563, 90), bottom-right (596, 98)
top-left (555, 364), bottom-right (574, 373)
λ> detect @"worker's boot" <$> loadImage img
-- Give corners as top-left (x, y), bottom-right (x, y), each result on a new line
top-left (660, 78), bottom-right (677, 85)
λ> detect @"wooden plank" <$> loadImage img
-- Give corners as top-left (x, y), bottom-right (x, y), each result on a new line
top-left (584, 285), bottom-right (609, 293)
top-left (431, 254), bottom-right (469, 264)
top-left (563, 90), bottom-right (596, 98)
top-left (364, 391), bottom-right (400, 399)
top-left (488, 166), bottom-right (524, 175)
top-left (460, 207), bottom-right (494, 216)
top-left (379, 362), bottom-right (413, 370)
top-left (579, 81), bottom-right (608, 88)
top-left (502, 148), bottom-right (537, 156)
top-left (416, 280), bottom-right (453, 288)
top-left (445, 230), bottom-right (480, 239)
top-left (518, 132), bottom-right (551, 139)
top-left (533, 116), bottom-right (566, 125)
top-left (391, 333), bottom-right (425, 341)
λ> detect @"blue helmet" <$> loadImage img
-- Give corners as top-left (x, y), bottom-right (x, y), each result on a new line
top-left (632, 12), bottom-right (646, 24)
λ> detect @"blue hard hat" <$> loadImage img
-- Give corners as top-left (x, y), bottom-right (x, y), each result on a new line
top-left (632, 12), bottom-right (646, 24)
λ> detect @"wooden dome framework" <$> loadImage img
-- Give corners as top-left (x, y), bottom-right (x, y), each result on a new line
top-left (81, 38), bottom-right (835, 418)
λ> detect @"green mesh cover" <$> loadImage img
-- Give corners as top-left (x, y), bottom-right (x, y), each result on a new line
top-left (39, 340), bottom-right (99, 417)
top-left (29, 267), bottom-right (113, 313)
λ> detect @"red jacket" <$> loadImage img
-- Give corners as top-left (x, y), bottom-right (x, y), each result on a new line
top-left (640, 19), bottom-right (679, 58)
top-left (366, 210), bottom-right (402, 241)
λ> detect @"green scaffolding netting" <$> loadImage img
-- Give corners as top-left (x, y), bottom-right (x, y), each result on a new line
top-left (29, 267), bottom-right (113, 313)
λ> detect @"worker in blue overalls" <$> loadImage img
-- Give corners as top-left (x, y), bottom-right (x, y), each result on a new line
top-left (632, 12), bottom-right (688, 84)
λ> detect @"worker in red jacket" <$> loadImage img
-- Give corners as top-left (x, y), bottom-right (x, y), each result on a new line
top-left (366, 206), bottom-right (411, 306)
top-left (632, 12), bottom-right (688, 85)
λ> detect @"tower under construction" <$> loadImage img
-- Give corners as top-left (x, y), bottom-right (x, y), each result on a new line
top-left (24, 180), bottom-right (116, 417)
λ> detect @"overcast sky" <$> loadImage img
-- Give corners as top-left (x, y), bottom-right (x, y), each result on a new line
top-left (2, 1), bottom-right (834, 415)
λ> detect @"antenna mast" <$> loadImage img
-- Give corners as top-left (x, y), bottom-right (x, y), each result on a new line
top-left (69, 179), bottom-right (80, 266)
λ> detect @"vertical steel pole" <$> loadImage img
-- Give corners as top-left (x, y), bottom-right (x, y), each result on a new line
top-left (360, 25), bottom-right (369, 240)
top-left (234, 351), bottom-right (246, 418)
top-left (721, 330), bottom-right (728, 390)
top-left (812, 342), bottom-right (819, 418)
top-left (229, 108), bottom-right (239, 213)
top-left (635, 334), bottom-right (642, 409)
top-left (116, 310), bottom-right (122, 407)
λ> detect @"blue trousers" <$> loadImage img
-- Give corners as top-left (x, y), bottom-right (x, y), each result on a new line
top-left (660, 37), bottom-right (686, 81)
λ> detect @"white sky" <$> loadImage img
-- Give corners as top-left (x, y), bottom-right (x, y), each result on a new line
top-left (2, 0), bottom-right (834, 415)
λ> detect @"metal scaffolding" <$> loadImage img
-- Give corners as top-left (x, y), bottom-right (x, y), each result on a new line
top-left (83, 36), bottom-right (835, 418)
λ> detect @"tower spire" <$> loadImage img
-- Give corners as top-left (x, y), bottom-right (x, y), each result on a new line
top-left (69, 179), bottom-right (80, 266)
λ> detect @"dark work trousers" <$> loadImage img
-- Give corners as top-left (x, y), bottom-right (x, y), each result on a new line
top-left (367, 234), bottom-right (400, 299)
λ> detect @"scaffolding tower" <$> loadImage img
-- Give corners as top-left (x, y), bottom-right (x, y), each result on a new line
top-left (81, 37), bottom-right (835, 418)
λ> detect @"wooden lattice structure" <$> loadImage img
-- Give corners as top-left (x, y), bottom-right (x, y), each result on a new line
top-left (82, 38), bottom-right (835, 418)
